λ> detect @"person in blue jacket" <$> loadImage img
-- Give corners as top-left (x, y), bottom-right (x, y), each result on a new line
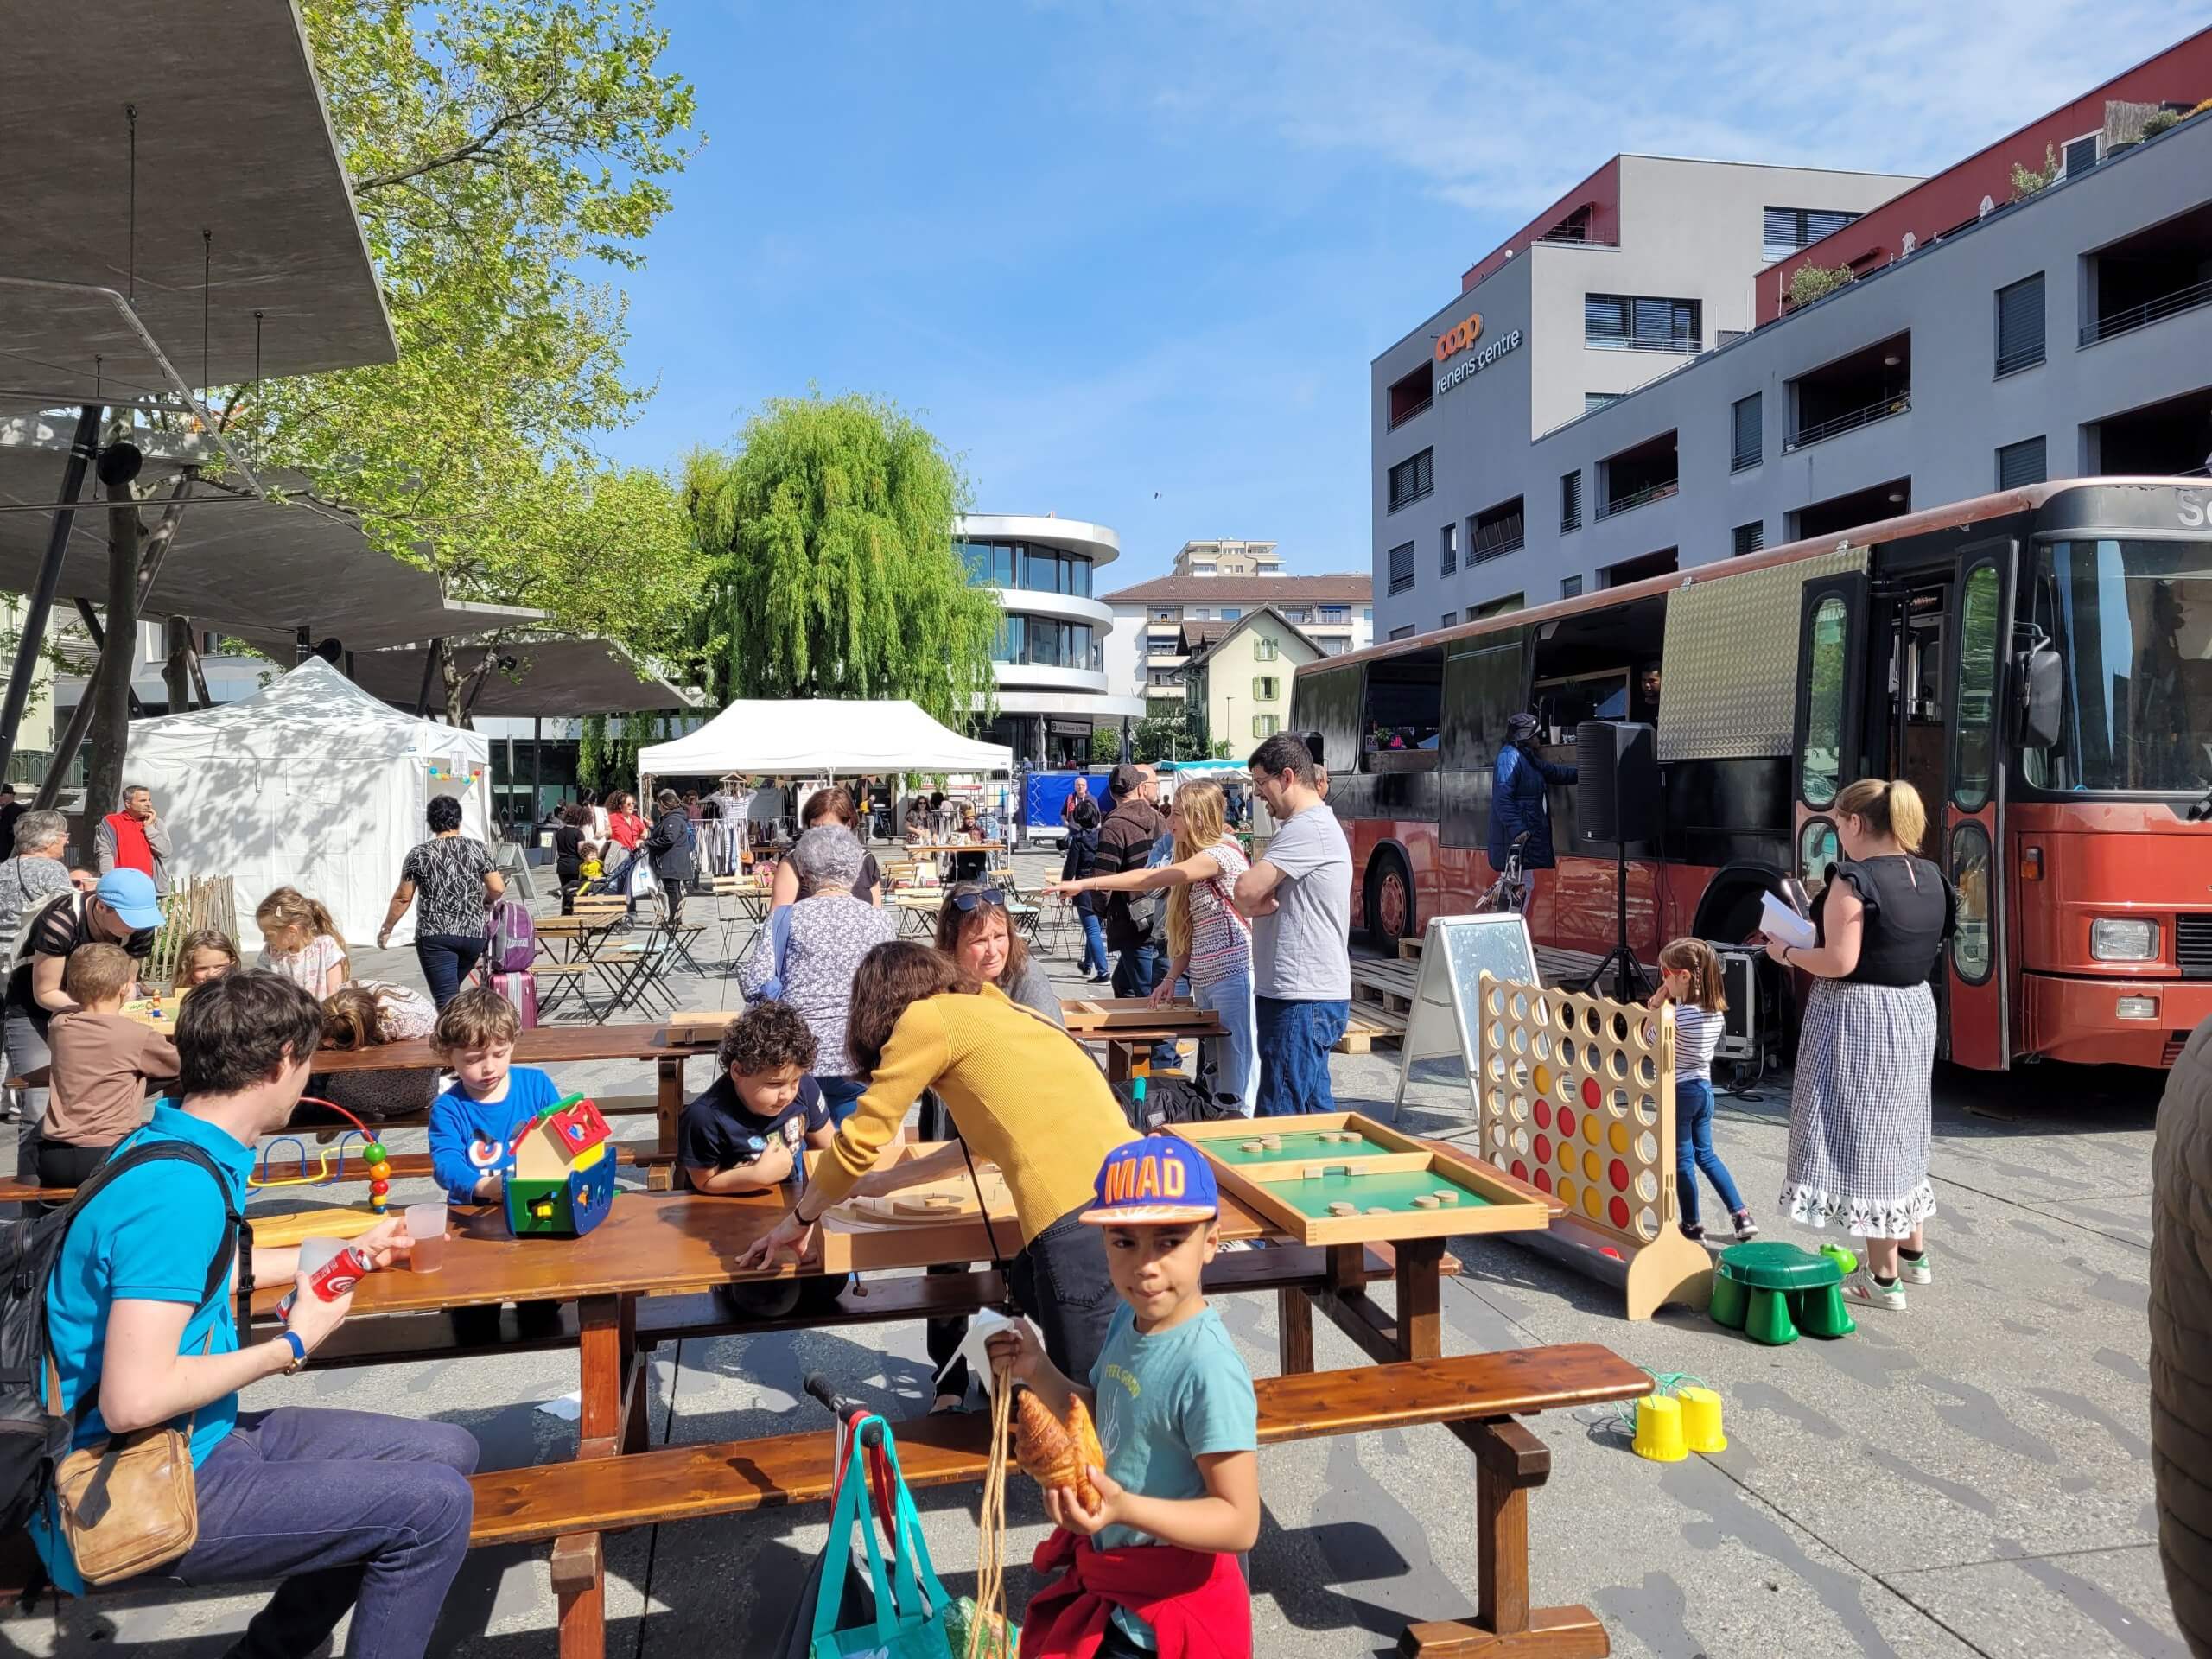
top-left (1488, 712), bottom-right (1577, 876)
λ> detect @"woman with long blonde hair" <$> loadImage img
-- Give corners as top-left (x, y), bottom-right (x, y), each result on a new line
top-left (1049, 777), bottom-right (1258, 1112)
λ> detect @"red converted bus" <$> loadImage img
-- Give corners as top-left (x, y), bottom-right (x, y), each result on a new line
top-left (1298, 480), bottom-right (2212, 1071)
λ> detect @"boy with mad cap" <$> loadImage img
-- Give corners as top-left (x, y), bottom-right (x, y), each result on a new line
top-left (989, 1135), bottom-right (1258, 1658)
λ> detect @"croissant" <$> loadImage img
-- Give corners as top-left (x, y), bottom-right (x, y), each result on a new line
top-left (1014, 1389), bottom-right (1099, 1508)
top-left (1068, 1394), bottom-right (1105, 1487)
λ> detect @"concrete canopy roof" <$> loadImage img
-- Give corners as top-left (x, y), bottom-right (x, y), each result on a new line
top-left (349, 637), bottom-right (701, 717)
top-left (0, 427), bottom-right (529, 651)
top-left (0, 0), bottom-right (393, 405)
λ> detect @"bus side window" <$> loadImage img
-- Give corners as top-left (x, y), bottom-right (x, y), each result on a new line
top-left (1363, 646), bottom-right (1444, 771)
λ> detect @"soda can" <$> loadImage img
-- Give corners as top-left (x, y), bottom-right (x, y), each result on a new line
top-left (276, 1244), bottom-right (372, 1323)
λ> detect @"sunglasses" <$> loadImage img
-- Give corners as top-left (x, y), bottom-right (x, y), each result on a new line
top-left (950, 887), bottom-right (1007, 912)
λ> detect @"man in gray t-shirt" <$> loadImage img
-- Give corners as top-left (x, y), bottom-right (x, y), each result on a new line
top-left (1234, 732), bottom-right (1353, 1116)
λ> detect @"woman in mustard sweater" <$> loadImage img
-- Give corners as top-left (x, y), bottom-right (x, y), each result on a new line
top-left (738, 940), bottom-right (1134, 1378)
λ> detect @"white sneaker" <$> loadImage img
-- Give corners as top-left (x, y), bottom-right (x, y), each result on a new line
top-left (1897, 1252), bottom-right (1932, 1286)
top-left (1841, 1270), bottom-right (1907, 1313)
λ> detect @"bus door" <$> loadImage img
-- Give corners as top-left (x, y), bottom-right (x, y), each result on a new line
top-left (1936, 543), bottom-right (2013, 1069)
top-left (1790, 571), bottom-right (1871, 892)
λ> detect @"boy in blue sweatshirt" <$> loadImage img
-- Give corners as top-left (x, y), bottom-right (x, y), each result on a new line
top-left (427, 987), bottom-right (563, 1205)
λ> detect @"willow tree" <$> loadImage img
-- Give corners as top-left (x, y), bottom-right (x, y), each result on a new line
top-left (683, 394), bottom-right (1000, 729)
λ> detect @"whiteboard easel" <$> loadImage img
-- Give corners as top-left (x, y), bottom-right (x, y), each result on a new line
top-left (1390, 912), bottom-right (1539, 1120)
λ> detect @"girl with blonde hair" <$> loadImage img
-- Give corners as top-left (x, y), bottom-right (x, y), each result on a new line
top-left (1764, 777), bottom-right (1954, 1312)
top-left (255, 886), bottom-right (349, 997)
top-left (1050, 778), bottom-right (1258, 1112)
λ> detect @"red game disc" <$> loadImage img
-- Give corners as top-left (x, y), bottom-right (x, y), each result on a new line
top-left (1558, 1109), bottom-right (1576, 1141)
top-left (1609, 1196), bottom-right (1630, 1230)
top-left (1534, 1134), bottom-right (1552, 1164)
top-left (1534, 1100), bottom-right (1551, 1130)
top-left (1533, 1166), bottom-right (1553, 1192)
top-left (1580, 1077), bottom-right (1601, 1110)
top-left (1609, 1159), bottom-right (1630, 1191)
top-left (1511, 1160), bottom-right (1528, 1182)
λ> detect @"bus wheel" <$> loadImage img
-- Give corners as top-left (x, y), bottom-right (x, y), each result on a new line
top-left (1366, 850), bottom-right (1414, 952)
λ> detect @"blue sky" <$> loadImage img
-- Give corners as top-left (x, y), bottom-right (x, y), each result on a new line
top-left (602, 1), bottom-right (2192, 588)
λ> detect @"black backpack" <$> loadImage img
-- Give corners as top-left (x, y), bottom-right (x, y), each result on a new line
top-left (0, 1141), bottom-right (243, 1536)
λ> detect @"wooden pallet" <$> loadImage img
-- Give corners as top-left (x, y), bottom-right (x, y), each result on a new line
top-left (1335, 1006), bottom-right (1404, 1054)
top-left (1397, 935), bottom-right (1425, 962)
top-left (1351, 957), bottom-right (1421, 1016)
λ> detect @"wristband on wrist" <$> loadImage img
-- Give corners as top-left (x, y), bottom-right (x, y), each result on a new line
top-left (277, 1330), bottom-right (308, 1373)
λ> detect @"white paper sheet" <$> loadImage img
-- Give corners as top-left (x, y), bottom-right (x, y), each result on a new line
top-left (937, 1307), bottom-right (1028, 1397)
top-left (1759, 891), bottom-right (1818, 951)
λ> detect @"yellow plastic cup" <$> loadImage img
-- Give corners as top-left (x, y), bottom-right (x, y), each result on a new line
top-left (1677, 1386), bottom-right (1726, 1452)
top-left (1632, 1394), bottom-right (1687, 1462)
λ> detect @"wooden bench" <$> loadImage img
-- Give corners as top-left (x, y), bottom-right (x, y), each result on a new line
top-left (471, 1344), bottom-right (1648, 1659)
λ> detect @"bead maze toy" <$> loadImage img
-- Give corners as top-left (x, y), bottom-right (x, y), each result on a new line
top-left (251, 1098), bottom-right (396, 1215)
top-left (503, 1095), bottom-right (616, 1238)
top-left (1471, 974), bottom-right (1712, 1320)
top-left (1169, 1110), bottom-right (1552, 1247)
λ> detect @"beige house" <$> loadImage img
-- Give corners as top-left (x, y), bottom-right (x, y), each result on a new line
top-left (1183, 606), bottom-right (1324, 752)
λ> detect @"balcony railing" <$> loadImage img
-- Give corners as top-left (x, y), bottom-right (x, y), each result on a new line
top-left (1599, 479), bottom-right (1678, 519)
top-left (2081, 275), bottom-right (2212, 346)
top-left (1586, 334), bottom-right (1701, 354)
top-left (1471, 514), bottom-right (1525, 563)
top-left (1784, 392), bottom-right (1910, 452)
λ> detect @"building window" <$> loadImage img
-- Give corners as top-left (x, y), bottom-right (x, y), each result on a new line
top-left (1560, 470), bottom-right (1582, 533)
top-left (1387, 541), bottom-right (1416, 596)
top-left (1149, 607), bottom-right (1178, 622)
top-left (991, 617), bottom-right (1096, 670)
top-left (1473, 594), bottom-right (1523, 619)
top-left (1387, 361), bottom-right (1433, 429)
top-left (1561, 575), bottom-right (1584, 600)
top-left (1995, 273), bottom-right (2045, 378)
top-left (1731, 392), bottom-right (1762, 473)
top-left (1599, 430), bottom-right (1678, 518)
top-left (957, 539), bottom-right (1092, 597)
top-left (1586, 391), bottom-right (1622, 412)
top-left (1362, 608), bottom-right (1373, 622)
top-left (1732, 520), bottom-right (1765, 556)
top-left (1471, 497), bottom-right (1525, 563)
top-left (1605, 548), bottom-right (1678, 588)
top-left (2063, 133), bottom-right (2100, 176)
top-left (1387, 448), bottom-right (1434, 512)
top-left (1387, 624), bottom-right (1414, 641)
top-left (1585, 293), bottom-right (1700, 353)
top-left (1762, 206), bottom-right (1861, 264)
top-left (1252, 636), bottom-right (1279, 662)
top-left (1440, 522), bottom-right (1457, 576)
top-left (1319, 605), bottom-right (1350, 623)
top-left (1253, 676), bottom-right (1281, 702)
top-left (1996, 435), bottom-right (2047, 490)
top-left (1147, 636), bottom-right (1179, 656)
top-left (1220, 607), bottom-right (1241, 620)
top-left (1253, 714), bottom-right (1281, 739)
top-left (1281, 607), bottom-right (1311, 623)
top-left (1440, 614), bottom-right (1456, 632)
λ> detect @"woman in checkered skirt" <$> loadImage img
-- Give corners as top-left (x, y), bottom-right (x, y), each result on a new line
top-left (1764, 779), bottom-right (1954, 1313)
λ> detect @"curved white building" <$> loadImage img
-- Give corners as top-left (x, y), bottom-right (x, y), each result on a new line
top-left (957, 513), bottom-right (1147, 767)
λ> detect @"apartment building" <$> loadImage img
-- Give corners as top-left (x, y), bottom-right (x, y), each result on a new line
top-left (1103, 571), bottom-right (1373, 708)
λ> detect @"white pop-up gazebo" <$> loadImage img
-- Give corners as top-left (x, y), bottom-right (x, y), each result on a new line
top-left (635, 698), bottom-right (1012, 782)
top-left (124, 658), bottom-right (494, 946)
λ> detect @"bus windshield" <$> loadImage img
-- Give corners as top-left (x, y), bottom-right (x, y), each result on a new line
top-left (2024, 537), bottom-right (2212, 793)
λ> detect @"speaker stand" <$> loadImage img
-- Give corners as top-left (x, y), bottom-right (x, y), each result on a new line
top-left (1571, 840), bottom-right (1652, 1005)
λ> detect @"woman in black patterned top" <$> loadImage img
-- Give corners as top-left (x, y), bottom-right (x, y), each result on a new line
top-left (374, 795), bottom-right (505, 1008)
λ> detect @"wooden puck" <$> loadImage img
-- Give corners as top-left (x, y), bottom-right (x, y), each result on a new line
top-left (1411, 1194), bottom-right (1441, 1210)
top-left (1366, 1205), bottom-right (1391, 1216)
top-left (1434, 1190), bottom-right (1461, 1205)
top-left (1240, 1141), bottom-right (1264, 1153)
top-left (1327, 1201), bottom-right (1357, 1217)
top-left (1260, 1135), bottom-right (1281, 1149)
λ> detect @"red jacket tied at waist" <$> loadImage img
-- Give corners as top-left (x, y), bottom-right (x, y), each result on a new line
top-left (102, 813), bottom-right (155, 877)
top-left (1019, 1529), bottom-right (1250, 1659)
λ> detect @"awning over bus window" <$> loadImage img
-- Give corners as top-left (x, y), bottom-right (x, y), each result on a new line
top-left (1656, 547), bottom-right (1866, 761)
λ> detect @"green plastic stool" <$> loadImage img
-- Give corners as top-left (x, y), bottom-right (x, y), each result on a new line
top-left (1710, 1241), bottom-right (1856, 1344)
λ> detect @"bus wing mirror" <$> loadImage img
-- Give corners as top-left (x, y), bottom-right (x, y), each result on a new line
top-left (2014, 645), bottom-right (2063, 750)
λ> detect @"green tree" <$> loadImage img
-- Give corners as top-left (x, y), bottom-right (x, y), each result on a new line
top-left (1089, 725), bottom-right (1123, 765)
top-left (683, 392), bottom-right (1000, 729)
top-left (229, 0), bottom-right (707, 720)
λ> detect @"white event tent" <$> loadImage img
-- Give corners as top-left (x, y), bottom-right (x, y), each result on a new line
top-left (635, 699), bottom-right (1012, 781)
top-left (124, 658), bottom-right (494, 947)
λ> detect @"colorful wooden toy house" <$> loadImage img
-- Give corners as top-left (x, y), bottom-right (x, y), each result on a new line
top-left (503, 1095), bottom-right (616, 1238)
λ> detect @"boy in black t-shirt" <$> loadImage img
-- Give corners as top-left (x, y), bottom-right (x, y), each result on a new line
top-left (681, 1001), bottom-right (847, 1318)
top-left (679, 1001), bottom-right (835, 1195)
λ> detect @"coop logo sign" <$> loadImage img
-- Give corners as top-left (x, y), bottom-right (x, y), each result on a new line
top-left (1434, 317), bottom-right (1525, 397)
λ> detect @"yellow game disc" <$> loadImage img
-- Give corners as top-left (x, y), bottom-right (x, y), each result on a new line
top-left (1610, 1122), bottom-right (1630, 1155)
top-left (1532, 1064), bottom-right (1553, 1095)
top-left (1581, 1185), bottom-right (1603, 1219)
top-left (1584, 1113), bottom-right (1603, 1144)
top-left (1557, 1176), bottom-right (1577, 1208)
top-left (1583, 1148), bottom-right (1603, 1183)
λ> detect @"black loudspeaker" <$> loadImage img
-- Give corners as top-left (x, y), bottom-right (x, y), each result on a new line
top-left (1575, 720), bottom-right (1660, 843)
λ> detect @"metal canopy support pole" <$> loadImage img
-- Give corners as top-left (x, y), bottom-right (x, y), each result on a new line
top-left (531, 715), bottom-right (543, 823)
top-left (294, 626), bottom-right (311, 665)
top-left (0, 404), bottom-right (101, 784)
top-left (414, 639), bottom-right (441, 719)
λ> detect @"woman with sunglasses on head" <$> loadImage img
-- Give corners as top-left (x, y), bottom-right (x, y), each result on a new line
top-left (1048, 778), bottom-right (1258, 1114)
top-left (737, 939), bottom-right (1135, 1387)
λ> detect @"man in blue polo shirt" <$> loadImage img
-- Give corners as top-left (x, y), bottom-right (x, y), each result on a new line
top-left (33, 973), bottom-right (478, 1657)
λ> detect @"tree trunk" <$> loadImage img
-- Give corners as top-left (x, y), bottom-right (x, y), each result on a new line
top-left (436, 637), bottom-right (466, 727)
top-left (162, 615), bottom-right (194, 714)
top-left (86, 474), bottom-right (141, 831)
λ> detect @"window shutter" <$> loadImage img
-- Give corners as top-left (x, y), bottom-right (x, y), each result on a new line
top-left (1762, 207), bottom-right (1798, 247)
top-left (1995, 274), bottom-right (2044, 376)
top-left (1585, 295), bottom-right (1627, 340)
top-left (1388, 541), bottom-right (1416, 594)
top-left (2063, 136), bottom-right (2098, 175)
top-left (1807, 209), bottom-right (1856, 241)
top-left (1560, 470), bottom-right (1582, 532)
top-left (1732, 393), bottom-right (1762, 472)
top-left (1732, 520), bottom-right (1765, 556)
top-left (1997, 436), bottom-right (2046, 490)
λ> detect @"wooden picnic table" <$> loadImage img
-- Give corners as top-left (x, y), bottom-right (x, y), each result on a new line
top-left (1062, 995), bottom-right (1228, 1081)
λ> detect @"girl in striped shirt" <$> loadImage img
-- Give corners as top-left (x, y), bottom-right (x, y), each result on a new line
top-left (1649, 938), bottom-right (1757, 1243)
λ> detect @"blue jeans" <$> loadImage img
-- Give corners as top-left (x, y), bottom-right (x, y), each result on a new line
top-left (818, 1074), bottom-right (867, 1126)
top-left (415, 932), bottom-right (486, 1011)
top-left (1254, 997), bottom-right (1349, 1116)
top-left (1077, 911), bottom-right (1109, 977)
top-left (173, 1407), bottom-right (478, 1659)
top-left (1194, 967), bottom-right (1258, 1114)
top-left (1113, 942), bottom-right (1179, 1068)
top-left (1675, 1077), bottom-right (1746, 1228)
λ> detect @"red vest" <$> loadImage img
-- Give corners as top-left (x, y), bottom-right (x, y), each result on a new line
top-left (102, 813), bottom-right (156, 877)
top-left (1020, 1529), bottom-right (1251, 1659)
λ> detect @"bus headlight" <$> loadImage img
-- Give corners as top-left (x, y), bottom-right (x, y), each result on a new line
top-left (2090, 918), bottom-right (2160, 962)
